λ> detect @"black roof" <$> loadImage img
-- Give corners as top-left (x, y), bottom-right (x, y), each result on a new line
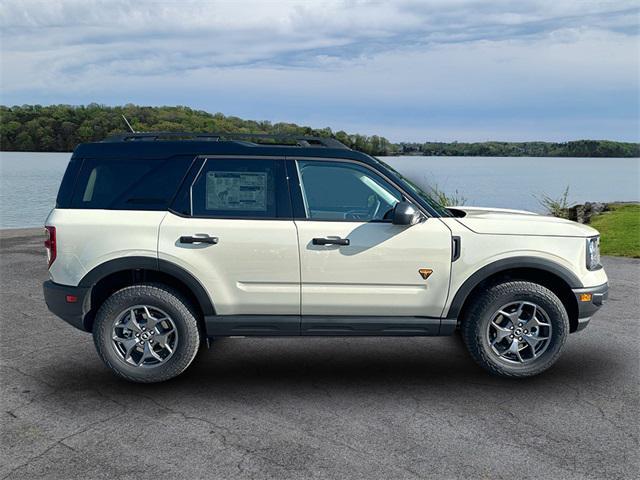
top-left (73, 132), bottom-right (377, 165)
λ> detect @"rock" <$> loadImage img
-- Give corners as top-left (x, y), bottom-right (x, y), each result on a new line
top-left (567, 202), bottom-right (608, 224)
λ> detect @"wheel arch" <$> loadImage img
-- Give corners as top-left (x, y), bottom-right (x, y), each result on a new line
top-left (447, 257), bottom-right (582, 333)
top-left (79, 256), bottom-right (215, 331)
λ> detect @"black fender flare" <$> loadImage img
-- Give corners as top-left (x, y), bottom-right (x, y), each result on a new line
top-left (445, 256), bottom-right (583, 319)
top-left (78, 256), bottom-right (215, 316)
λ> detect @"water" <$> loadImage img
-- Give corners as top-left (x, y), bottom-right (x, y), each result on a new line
top-left (383, 156), bottom-right (640, 212)
top-left (1, 152), bottom-right (638, 228)
top-left (1, 152), bottom-right (71, 229)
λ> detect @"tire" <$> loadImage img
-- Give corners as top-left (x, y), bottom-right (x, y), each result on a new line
top-left (460, 280), bottom-right (569, 378)
top-left (93, 283), bottom-right (201, 383)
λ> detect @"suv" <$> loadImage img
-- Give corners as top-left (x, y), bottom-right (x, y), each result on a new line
top-left (43, 133), bottom-right (608, 383)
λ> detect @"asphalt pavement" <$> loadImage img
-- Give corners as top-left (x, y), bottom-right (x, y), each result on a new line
top-left (1, 228), bottom-right (638, 479)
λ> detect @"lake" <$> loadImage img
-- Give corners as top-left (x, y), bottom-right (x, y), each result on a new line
top-left (1, 151), bottom-right (638, 229)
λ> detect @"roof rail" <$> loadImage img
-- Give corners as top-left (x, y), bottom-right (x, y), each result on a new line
top-left (102, 132), bottom-right (349, 149)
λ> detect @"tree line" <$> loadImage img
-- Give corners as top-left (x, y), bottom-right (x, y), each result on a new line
top-left (1, 104), bottom-right (638, 157)
top-left (398, 140), bottom-right (640, 158)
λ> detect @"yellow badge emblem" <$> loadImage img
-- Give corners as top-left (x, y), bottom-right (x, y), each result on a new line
top-left (418, 268), bottom-right (433, 280)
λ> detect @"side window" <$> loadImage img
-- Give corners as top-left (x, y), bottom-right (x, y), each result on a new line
top-left (71, 157), bottom-right (191, 210)
top-left (190, 158), bottom-right (291, 219)
top-left (297, 160), bottom-right (403, 221)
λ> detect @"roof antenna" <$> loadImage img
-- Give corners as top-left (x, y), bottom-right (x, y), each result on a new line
top-left (121, 114), bottom-right (136, 133)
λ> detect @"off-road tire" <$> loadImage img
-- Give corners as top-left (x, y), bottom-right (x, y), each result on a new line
top-left (461, 280), bottom-right (569, 378)
top-left (93, 283), bottom-right (201, 383)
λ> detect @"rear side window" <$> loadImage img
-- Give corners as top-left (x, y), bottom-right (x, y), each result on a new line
top-left (71, 157), bottom-right (192, 210)
top-left (190, 158), bottom-right (291, 218)
top-left (55, 157), bottom-right (82, 208)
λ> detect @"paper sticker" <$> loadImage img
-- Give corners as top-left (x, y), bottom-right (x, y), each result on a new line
top-left (206, 171), bottom-right (267, 211)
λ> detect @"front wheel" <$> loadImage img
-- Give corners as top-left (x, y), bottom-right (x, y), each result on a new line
top-left (93, 283), bottom-right (201, 383)
top-left (461, 280), bottom-right (569, 378)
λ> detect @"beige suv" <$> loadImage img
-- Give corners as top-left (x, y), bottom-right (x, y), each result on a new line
top-left (43, 133), bottom-right (608, 383)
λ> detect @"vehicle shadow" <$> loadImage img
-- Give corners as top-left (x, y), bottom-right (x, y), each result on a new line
top-left (36, 334), bottom-right (624, 400)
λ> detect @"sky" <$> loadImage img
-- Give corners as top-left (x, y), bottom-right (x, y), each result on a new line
top-left (1, 0), bottom-right (639, 142)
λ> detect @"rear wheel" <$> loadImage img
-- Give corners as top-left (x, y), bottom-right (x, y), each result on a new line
top-left (461, 280), bottom-right (569, 377)
top-left (93, 283), bottom-right (201, 383)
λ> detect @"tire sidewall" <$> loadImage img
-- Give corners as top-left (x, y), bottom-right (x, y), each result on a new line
top-left (94, 284), bottom-right (200, 382)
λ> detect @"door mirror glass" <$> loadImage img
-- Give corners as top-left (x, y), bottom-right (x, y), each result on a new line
top-left (392, 201), bottom-right (422, 225)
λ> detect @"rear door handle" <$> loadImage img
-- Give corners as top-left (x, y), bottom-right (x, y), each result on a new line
top-left (312, 237), bottom-right (350, 246)
top-left (179, 235), bottom-right (218, 245)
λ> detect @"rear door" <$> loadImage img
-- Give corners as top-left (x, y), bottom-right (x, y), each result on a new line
top-left (290, 158), bottom-right (452, 318)
top-left (158, 157), bottom-right (300, 323)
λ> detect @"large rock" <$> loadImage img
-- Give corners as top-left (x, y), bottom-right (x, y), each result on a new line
top-left (567, 202), bottom-right (608, 224)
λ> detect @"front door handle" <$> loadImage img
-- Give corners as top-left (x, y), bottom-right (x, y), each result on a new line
top-left (179, 235), bottom-right (218, 245)
top-left (312, 237), bottom-right (350, 246)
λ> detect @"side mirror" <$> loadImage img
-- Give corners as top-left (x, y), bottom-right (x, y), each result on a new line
top-left (392, 201), bottom-right (422, 226)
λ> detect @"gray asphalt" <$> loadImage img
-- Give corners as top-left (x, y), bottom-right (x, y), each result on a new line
top-left (0, 228), bottom-right (638, 480)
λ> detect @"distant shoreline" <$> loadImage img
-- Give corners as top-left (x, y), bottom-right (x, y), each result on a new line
top-left (0, 227), bottom-right (43, 238)
top-left (1, 150), bottom-right (639, 159)
top-left (2, 104), bottom-right (639, 158)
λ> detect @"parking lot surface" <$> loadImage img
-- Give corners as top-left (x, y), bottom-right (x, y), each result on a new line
top-left (1, 228), bottom-right (638, 479)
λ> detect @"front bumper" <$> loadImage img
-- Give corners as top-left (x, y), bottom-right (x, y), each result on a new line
top-left (43, 281), bottom-right (91, 332)
top-left (572, 282), bottom-right (608, 332)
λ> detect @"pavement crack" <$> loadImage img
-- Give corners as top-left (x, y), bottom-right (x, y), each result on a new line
top-left (1, 364), bottom-right (55, 388)
top-left (1, 411), bottom-right (125, 480)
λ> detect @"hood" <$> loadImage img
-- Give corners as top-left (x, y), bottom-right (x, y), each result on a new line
top-left (449, 206), bottom-right (599, 238)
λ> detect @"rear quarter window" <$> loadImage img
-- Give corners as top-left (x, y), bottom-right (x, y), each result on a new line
top-left (70, 156), bottom-right (193, 210)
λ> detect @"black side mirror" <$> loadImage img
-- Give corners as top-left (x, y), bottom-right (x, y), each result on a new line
top-left (392, 201), bottom-right (422, 225)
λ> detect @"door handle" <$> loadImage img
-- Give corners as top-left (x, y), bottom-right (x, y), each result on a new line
top-left (312, 237), bottom-right (350, 246)
top-left (179, 235), bottom-right (218, 245)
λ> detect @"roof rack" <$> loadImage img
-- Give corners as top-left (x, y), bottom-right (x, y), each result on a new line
top-left (102, 132), bottom-right (349, 149)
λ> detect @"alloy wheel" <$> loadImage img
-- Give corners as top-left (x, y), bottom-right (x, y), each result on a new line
top-left (486, 301), bottom-right (552, 364)
top-left (111, 305), bottom-right (178, 368)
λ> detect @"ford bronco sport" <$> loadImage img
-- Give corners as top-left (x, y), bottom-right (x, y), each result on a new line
top-left (43, 133), bottom-right (608, 383)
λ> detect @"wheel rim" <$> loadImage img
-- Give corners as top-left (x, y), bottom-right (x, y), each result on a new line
top-left (486, 301), bottom-right (552, 364)
top-left (111, 305), bottom-right (178, 368)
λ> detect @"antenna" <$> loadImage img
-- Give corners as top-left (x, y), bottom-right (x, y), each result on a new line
top-left (121, 114), bottom-right (136, 133)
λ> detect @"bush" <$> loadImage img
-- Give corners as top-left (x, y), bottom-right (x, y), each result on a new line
top-left (535, 186), bottom-right (570, 218)
top-left (429, 183), bottom-right (467, 207)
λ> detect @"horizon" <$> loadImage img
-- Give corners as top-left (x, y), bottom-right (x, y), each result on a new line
top-left (3, 102), bottom-right (640, 146)
top-left (1, 1), bottom-right (639, 143)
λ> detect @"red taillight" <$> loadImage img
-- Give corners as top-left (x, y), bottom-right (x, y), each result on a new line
top-left (44, 226), bottom-right (56, 268)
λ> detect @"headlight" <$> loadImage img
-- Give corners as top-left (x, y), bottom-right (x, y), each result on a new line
top-left (586, 236), bottom-right (601, 270)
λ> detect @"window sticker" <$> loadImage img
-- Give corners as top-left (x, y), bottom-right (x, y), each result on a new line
top-left (206, 171), bottom-right (268, 211)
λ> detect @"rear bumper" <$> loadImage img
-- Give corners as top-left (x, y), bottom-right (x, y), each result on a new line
top-left (43, 281), bottom-right (91, 332)
top-left (572, 282), bottom-right (608, 332)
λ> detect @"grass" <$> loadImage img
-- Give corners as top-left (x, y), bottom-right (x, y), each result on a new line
top-left (428, 183), bottom-right (467, 206)
top-left (535, 185), bottom-right (571, 219)
top-left (590, 203), bottom-right (640, 258)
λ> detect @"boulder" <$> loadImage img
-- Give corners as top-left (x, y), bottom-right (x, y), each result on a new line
top-left (567, 202), bottom-right (608, 224)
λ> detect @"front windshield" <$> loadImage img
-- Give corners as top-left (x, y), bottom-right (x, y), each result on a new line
top-left (375, 158), bottom-right (453, 217)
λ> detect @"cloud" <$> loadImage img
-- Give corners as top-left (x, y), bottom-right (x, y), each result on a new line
top-left (1, 0), bottom-right (638, 141)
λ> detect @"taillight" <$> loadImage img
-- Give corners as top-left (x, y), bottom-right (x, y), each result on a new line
top-left (44, 226), bottom-right (56, 268)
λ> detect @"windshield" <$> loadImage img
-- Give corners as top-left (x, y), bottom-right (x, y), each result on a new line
top-left (374, 158), bottom-right (453, 217)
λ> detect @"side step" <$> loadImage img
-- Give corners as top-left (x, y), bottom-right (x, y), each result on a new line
top-left (204, 315), bottom-right (455, 337)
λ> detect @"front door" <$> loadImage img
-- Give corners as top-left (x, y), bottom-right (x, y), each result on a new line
top-left (292, 159), bottom-right (452, 319)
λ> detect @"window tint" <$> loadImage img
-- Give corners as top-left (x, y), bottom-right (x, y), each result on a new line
top-left (191, 158), bottom-right (290, 218)
top-left (71, 157), bottom-right (192, 210)
top-left (297, 160), bottom-right (402, 221)
top-left (375, 158), bottom-right (452, 217)
top-left (56, 157), bottom-right (82, 208)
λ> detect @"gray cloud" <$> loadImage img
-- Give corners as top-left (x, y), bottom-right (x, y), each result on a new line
top-left (1, 0), bottom-right (638, 141)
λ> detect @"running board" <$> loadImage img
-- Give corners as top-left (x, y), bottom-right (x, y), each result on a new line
top-left (204, 315), bottom-right (454, 337)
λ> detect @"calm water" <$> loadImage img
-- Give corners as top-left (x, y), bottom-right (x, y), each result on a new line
top-left (0, 152), bottom-right (638, 228)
